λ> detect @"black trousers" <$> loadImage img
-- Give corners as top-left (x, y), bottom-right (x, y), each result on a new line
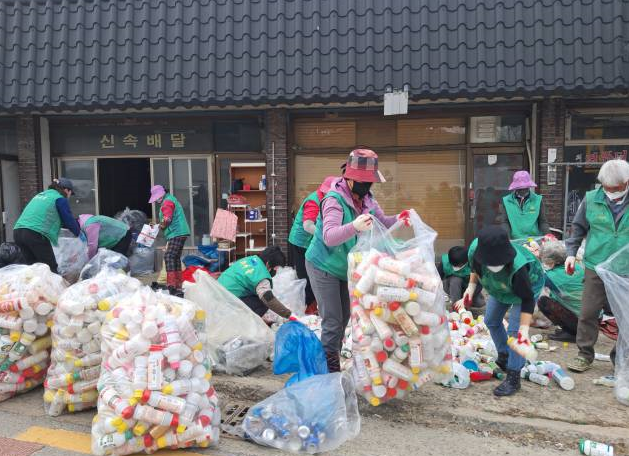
top-left (111, 230), bottom-right (133, 256)
top-left (289, 241), bottom-right (315, 305)
top-left (241, 295), bottom-right (268, 317)
top-left (538, 296), bottom-right (579, 336)
top-left (14, 228), bottom-right (58, 273)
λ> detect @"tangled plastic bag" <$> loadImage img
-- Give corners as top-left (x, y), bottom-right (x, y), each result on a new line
top-left (596, 244), bottom-right (629, 406)
top-left (273, 321), bottom-right (328, 386)
top-left (348, 209), bottom-right (452, 406)
top-left (242, 372), bottom-right (359, 453)
top-left (54, 236), bottom-right (89, 283)
top-left (44, 269), bottom-right (141, 416)
top-left (80, 249), bottom-right (130, 281)
top-left (273, 267), bottom-right (307, 317)
top-left (0, 264), bottom-right (66, 401)
top-left (184, 270), bottom-right (274, 375)
top-left (92, 287), bottom-right (220, 455)
top-left (115, 208), bottom-right (148, 234)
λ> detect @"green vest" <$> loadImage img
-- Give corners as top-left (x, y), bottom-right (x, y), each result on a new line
top-left (441, 253), bottom-right (471, 279)
top-left (288, 191), bottom-right (321, 249)
top-left (584, 188), bottom-right (629, 270)
top-left (305, 191), bottom-right (356, 281)
top-left (159, 194), bottom-right (190, 240)
top-left (503, 191), bottom-right (543, 240)
top-left (545, 264), bottom-right (584, 316)
top-left (14, 189), bottom-right (64, 245)
top-left (468, 239), bottom-right (544, 305)
top-left (83, 215), bottom-right (128, 248)
top-left (218, 255), bottom-right (272, 298)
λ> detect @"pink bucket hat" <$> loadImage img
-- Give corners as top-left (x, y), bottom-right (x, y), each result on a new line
top-left (148, 185), bottom-right (166, 203)
top-left (78, 214), bottom-right (93, 228)
top-left (509, 171), bottom-right (537, 191)
top-left (319, 176), bottom-right (337, 194)
top-left (343, 149), bottom-right (386, 183)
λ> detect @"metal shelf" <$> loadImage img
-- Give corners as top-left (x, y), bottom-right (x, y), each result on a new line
top-left (217, 247), bottom-right (236, 252)
top-left (246, 247), bottom-right (266, 253)
top-left (236, 233), bottom-right (251, 237)
top-left (245, 218), bottom-right (267, 223)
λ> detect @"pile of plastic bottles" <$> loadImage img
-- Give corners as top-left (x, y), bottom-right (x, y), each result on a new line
top-left (521, 360), bottom-right (575, 390)
top-left (44, 270), bottom-right (141, 416)
top-left (0, 264), bottom-right (66, 401)
top-left (348, 247), bottom-right (452, 406)
top-left (91, 288), bottom-right (220, 455)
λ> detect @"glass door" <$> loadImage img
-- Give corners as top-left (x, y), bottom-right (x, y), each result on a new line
top-left (58, 159), bottom-right (98, 216)
top-left (0, 159), bottom-right (19, 241)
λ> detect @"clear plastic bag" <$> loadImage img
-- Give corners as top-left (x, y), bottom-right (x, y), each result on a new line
top-left (114, 208), bottom-right (148, 234)
top-left (44, 269), bottom-right (141, 416)
top-left (273, 267), bottom-right (307, 317)
top-left (216, 337), bottom-right (270, 376)
top-left (273, 321), bottom-right (328, 386)
top-left (80, 249), bottom-right (130, 281)
top-left (184, 270), bottom-right (274, 375)
top-left (54, 236), bottom-right (89, 283)
top-left (129, 245), bottom-right (155, 277)
top-left (242, 372), bottom-right (359, 453)
top-left (595, 245), bottom-right (629, 406)
top-left (92, 287), bottom-right (220, 455)
top-left (348, 209), bottom-right (452, 406)
top-left (0, 264), bottom-right (66, 402)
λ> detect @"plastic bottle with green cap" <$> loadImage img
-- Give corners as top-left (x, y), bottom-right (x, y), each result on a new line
top-left (579, 439), bottom-right (613, 456)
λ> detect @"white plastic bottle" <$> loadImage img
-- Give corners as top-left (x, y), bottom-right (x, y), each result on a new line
top-left (382, 358), bottom-right (415, 382)
top-left (147, 345), bottom-right (164, 391)
top-left (142, 390), bottom-right (187, 414)
top-left (369, 313), bottom-right (393, 341)
top-left (132, 356), bottom-right (148, 394)
top-left (352, 301), bottom-right (374, 335)
top-left (378, 257), bottom-right (411, 276)
top-left (354, 266), bottom-right (377, 297)
top-left (388, 302), bottom-right (418, 336)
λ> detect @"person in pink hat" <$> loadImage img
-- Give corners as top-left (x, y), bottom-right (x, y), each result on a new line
top-left (304, 149), bottom-right (410, 372)
top-left (500, 170), bottom-right (549, 240)
top-left (149, 184), bottom-right (190, 295)
top-left (288, 175), bottom-right (338, 314)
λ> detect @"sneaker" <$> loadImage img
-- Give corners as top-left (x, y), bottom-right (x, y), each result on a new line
top-left (549, 330), bottom-right (576, 343)
top-left (567, 356), bottom-right (593, 373)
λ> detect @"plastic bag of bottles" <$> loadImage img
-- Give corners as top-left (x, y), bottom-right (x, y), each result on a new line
top-left (273, 267), bottom-right (307, 317)
top-left (216, 336), bottom-right (270, 376)
top-left (80, 249), bottom-right (130, 281)
top-left (273, 321), bottom-right (328, 386)
top-left (184, 270), bottom-right (274, 374)
top-left (0, 264), bottom-right (66, 401)
top-left (596, 244), bottom-right (629, 406)
top-left (44, 269), bottom-right (141, 416)
top-left (114, 208), bottom-right (148, 234)
top-left (129, 245), bottom-right (155, 277)
top-left (348, 209), bottom-right (452, 406)
top-left (54, 236), bottom-right (89, 283)
top-left (91, 287), bottom-right (220, 455)
top-left (242, 372), bottom-right (359, 453)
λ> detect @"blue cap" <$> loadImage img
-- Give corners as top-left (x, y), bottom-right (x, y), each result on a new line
top-left (56, 177), bottom-right (74, 194)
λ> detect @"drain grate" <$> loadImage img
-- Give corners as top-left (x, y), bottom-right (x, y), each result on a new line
top-left (220, 402), bottom-right (251, 440)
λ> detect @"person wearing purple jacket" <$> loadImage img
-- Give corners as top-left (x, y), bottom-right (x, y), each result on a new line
top-left (305, 149), bottom-right (409, 372)
top-left (78, 214), bottom-right (133, 259)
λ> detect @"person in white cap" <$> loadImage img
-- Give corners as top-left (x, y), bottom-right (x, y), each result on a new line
top-left (148, 185), bottom-right (190, 294)
top-left (500, 170), bottom-right (549, 240)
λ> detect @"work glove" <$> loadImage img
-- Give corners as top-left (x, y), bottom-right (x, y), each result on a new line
top-left (508, 324), bottom-right (537, 361)
top-left (565, 256), bottom-right (576, 275)
top-left (456, 282), bottom-right (477, 311)
top-left (398, 210), bottom-right (411, 226)
top-left (352, 214), bottom-right (373, 232)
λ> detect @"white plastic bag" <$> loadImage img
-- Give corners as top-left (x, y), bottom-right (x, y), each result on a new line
top-left (44, 269), bottom-right (141, 416)
top-left (242, 372), bottom-right (359, 453)
top-left (348, 209), bottom-right (452, 406)
top-left (92, 287), bottom-right (220, 455)
top-left (0, 264), bottom-right (66, 401)
top-left (136, 224), bottom-right (159, 248)
top-left (129, 245), bottom-right (155, 276)
top-left (54, 236), bottom-right (89, 283)
top-left (79, 248), bottom-right (130, 281)
top-left (184, 270), bottom-right (274, 375)
top-left (273, 267), bottom-right (307, 317)
top-left (596, 244), bottom-right (629, 406)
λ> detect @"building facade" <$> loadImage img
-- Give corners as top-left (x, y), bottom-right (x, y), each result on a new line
top-left (0, 0), bottom-right (627, 255)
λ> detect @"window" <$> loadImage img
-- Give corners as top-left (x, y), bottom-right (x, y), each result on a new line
top-left (569, 114), bottom-right (629, 140)
top-left (470, 116), bottom-right (524, 143)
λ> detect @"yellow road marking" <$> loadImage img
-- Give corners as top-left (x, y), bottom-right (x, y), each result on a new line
top-left (15, 426), bottom-right (209, 455)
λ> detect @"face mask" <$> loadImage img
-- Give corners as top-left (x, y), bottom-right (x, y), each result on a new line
top-left (515, 189), bottom-right (530, 199)
top-left (604, 187), bottom-right (628, 203)
top-left (542, 262), bottom-right (554, 271)
top-left (351, 181), bottom-right (372, 198)
top-left (487, 265), bottom-right (505, 273)
top-left (452, 263), bottom-right (467, 272)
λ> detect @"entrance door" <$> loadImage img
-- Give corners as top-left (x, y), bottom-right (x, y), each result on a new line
top-left (59, 159), bottom-right (98, 216)
top-left (1, 160), bottom-right (19, 241)
top-left (98, 158), bottom-right (151, 217)
top-left (471, 152), bottom-right (524, 236)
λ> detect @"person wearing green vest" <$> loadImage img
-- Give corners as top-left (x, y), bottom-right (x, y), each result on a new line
top-left (288, 176), bottom-right (336, 312)
top-left (305, 149), bottom-right (406, 372)
top-left (78, 214), bottom-right (132, 259)
top-left (460, 226), bottom-right (544, 396)
top-left (536, 240), bottom-right (583, 343)
top-left (500, 170), bottom-right (549, 240)
top-left (437, 245), bottom-right (484, 309)
top-left (564, 159), bottom-right (628, 372)
top-left (149, 185), bottom-right (190, 293)
top-left (218, 246), bottom-right (292, 319)
top-left (14, 178), bottom-right (80, 273)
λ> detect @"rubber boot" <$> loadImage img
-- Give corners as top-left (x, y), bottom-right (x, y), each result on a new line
top-left (325, 351), bottom-right (341, 373)
top-left (175, 271), bottom-right (183, 289)
top-left (493, 369), bottom-right (521, 397)
top-left (496, 352), bottom-right (508, 372)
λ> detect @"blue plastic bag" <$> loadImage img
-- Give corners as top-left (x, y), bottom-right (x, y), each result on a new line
top-left (198, 243), bottom-right (222, 271)
top-left (273, 321), bottom-right (328, 386)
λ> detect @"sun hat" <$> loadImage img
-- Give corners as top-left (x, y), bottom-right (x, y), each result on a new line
top-left (343, 149), bottom-right (386, 183)
top-left (508, 171), bottom-right (537, 191)
top-left (474, 226), bottom-right (516, 266)
top-left (148, 185), bottom-right (166, 203)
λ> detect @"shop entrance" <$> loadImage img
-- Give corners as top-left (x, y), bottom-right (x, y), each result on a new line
top-left (98, 158), bottom-right (151, 217)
